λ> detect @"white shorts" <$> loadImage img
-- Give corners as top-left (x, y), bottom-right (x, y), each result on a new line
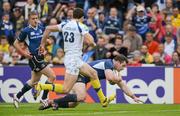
top-left (64, 55), bottom-right (84, 75)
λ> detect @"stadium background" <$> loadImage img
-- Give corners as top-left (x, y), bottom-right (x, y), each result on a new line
top-left (0, 0), bottom-right (180, 105)
top-left (0, 66), bottom-right (180, 104)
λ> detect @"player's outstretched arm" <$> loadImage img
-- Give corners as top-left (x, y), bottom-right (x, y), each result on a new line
top-left (40, 25), bottom-right (60, 54)
top-left (117, 81), bottom-right (143, 103)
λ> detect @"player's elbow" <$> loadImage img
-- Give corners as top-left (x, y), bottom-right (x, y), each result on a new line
top-left (110, 77), bottom-right (122, 84)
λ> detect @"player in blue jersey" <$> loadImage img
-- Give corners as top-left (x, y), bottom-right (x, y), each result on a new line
top-left (39, 55), bottom-right (143, 110)
top-left (13, 11), bottom-right (56, 108)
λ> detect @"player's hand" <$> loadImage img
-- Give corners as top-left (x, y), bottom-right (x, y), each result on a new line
top-left (39, 45), bottom-right (46, 55)
top-left (24, 52), bottom-right (32, 59)
top-left (133, 97), bottom-right (144, 104)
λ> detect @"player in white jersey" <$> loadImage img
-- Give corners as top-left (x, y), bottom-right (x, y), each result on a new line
top-left (37, 8), bottom-right (115, 107)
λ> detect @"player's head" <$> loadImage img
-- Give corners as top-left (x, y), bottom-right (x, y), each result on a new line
top-left (73, 8), bottom-right (84, 21)
top-left (113, 54), bottom-right (128, 71)
top-left (28, 11), bottom-right (39, 27)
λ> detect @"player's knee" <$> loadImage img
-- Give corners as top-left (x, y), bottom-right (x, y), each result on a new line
top-left (63, 87), bottom-right (71, 93)
top-left (28, 80), bottom-right (38, 87)
top-left (90, 70), bottom-right (98, 80)
top-left (114, 78), bottom-right (122, 83)
top-left (49, 74), bottom-right (56, 82)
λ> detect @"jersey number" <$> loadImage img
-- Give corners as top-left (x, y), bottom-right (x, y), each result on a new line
top-left (64, 32), bottom-right (74, 43)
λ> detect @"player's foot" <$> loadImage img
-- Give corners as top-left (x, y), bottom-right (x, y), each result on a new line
top-left (34, 83), bottom-right (42, 98)
top-left (107, 93), bottom-right (116, 104)
top-left (101, 94), bottom-right (116, 107)
top-left (39, 99), bottom-right (52, 110)
top-left (13, 94), bottom-right (19, 109)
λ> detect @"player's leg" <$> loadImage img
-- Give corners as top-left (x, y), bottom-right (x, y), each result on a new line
top-left (39, 66), bottom-right (56, 100)
top-left (36, 57), bottom-right (80, 94)
top-left (39, 82), bottom-right (86, 110)
top-left (55, 82), bottom-right (86, 108)
top-left (79, 63), bottom-right (108, 107)
top-left (13, 71), bottom-right (42, 108)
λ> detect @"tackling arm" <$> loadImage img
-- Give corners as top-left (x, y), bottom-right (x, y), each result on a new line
top-left (41, 25), bottom-right (60, 47)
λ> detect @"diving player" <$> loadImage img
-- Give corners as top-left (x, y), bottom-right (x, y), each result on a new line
top-left (39, 55), bottom-right (143, 110)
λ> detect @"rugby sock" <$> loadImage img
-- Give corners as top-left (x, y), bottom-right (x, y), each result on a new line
top-left (16, 83), bottom-right (32, 99)
top-left (40, 84), bottom-right (64, 93)
top-left (54, 94), bottom-right (77, 108)
top-left (41, 81), bottom-right (52, 100)
top-left (90, 79), bottom-right (106, 103)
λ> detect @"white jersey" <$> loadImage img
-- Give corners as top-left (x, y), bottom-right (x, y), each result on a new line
top-left (58, 20), bottom-right (89, 56)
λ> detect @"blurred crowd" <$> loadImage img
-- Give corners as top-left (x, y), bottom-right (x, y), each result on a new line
top-left (0, 0), bottom-right (180, 67)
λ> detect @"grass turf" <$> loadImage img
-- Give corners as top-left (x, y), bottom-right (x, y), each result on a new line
top-left (0, 103), bottom-right (180, 116)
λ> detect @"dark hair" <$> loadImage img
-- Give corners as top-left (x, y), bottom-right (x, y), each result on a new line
top-left (114, 54), bottom-right (128, 64)
top-left (73, 8), bottom-right (84, 19)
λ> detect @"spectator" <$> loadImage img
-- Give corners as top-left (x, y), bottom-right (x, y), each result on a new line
top-left (103, 7), bottom-right (121, 36)
top-left (161, 24), bottom-right (177, 43)
top-left (46, 35), bottom-right (60, 57)
top-left (157, 43), bottom-right (172, 64)
top-left (128, 50), bottom-right (142, 66)
top-left (123, 26), bottom-right (143, 53)
top-left (0, 35), bottom-right (9, 53)
top-left (37, 0), bottom-right (52, 24)
top-left (9, 51), bottom-right (21, 66)
top-left (170, 51), bottom-right (180, 66)
top-left (66, 8), bottom-right (74, 20)
top-left (3, 45), bottom-right (15, 65)
top-left (44, 52), bottom-right (53, 66)
top-left (164, 32), bottom-right (177, 56)
top-left (24, 0), bottom-right (36, 20)
top-left (96, 11), bottom-right (106, 34)
top-left (171, 7), bottom-right (180, 28)
top-left (144, 32), bottom-right (159, 55)
top-left (177, 27), bottom-right (180, 44)
top-left (84, 8), bottom-right (98, 42)
top-left (52, 48), bottom-right (64, 65)
top-left (0, 2), bottom-right (13, 20)
top-left (126, 5), bottom-right (152, 41)
top-left (0, 13), bottom-right (15, 45)
top-left (92, 36), bottom-right (108, 60)
top-left (12, 7), bottom-right (25, 35)
top-left (107, 35), bottom-right (128, 59)
top-left (0, 50), bottom-right (6, 66)
top-left (148, 3), bottom-right (164, 42)
top-left (162, 0), bottom-right (174, 17)
top-left (152, 52), bottom-right (164, 66)
top-left (140, 45), bottom-right (154, 64)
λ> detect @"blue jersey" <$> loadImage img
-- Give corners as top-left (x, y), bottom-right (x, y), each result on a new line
top-left (89, 59), bottom-right (114, 80)
top-left (78, 59), bottom-right (114, 83)
top-left (17, 24), bottom-right (45, 55)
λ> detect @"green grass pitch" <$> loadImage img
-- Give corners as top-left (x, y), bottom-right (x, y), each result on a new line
top-left (0, 103), bottom-right (180, 116)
